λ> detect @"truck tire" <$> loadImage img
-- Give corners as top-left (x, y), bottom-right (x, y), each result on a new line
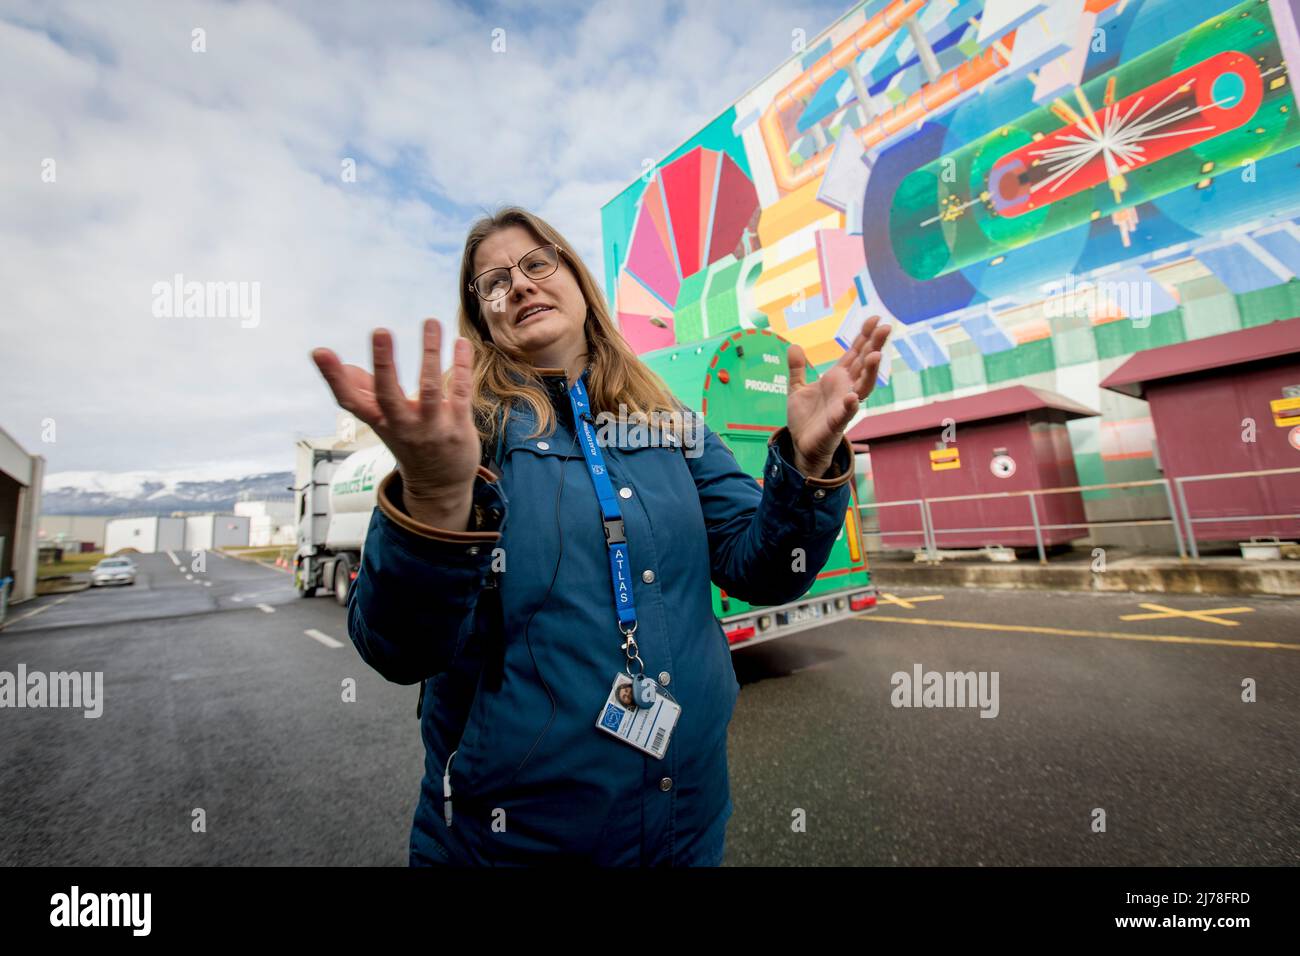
top-left (333, 556), bottom-right (352, 607)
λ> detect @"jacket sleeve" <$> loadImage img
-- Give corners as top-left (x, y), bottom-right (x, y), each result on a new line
top-left (346, 464), bottom-right (506, 685)
top-left (685, 421), bottom-right (855, 607)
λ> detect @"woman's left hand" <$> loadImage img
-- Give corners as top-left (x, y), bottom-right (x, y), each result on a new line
top-left (786, 315), bottom-right (891, 478)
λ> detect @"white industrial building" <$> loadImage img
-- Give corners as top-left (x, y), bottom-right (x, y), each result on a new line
top-left (183, 514), bottom-right (251, 551)
top-left (38, 514), bottom-right (109, 552)
top-left (0, 424), bottom-right (44, 605)
top-left (104, 516), bottom-right (186, 555)
top-left (104, 513), bottom-right (251, 554)
top-left (235, 498), bottom-right (296, 547)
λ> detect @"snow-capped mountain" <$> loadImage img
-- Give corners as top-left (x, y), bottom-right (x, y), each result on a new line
top-left (42, 465), bottom-right (294, 516)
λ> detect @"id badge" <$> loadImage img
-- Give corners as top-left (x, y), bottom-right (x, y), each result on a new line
top-left (595, 673), bottom-right (681, 759)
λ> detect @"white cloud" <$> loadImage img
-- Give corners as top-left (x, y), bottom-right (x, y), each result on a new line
top-left (2, 0), bottom-right (850, 480)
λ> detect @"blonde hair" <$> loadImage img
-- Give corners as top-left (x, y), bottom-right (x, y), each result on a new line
top-left (456, 205), bottom-right (681, 451)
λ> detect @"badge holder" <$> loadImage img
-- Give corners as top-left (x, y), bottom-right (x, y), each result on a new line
top-left (593, 621), bottom-right (681, 760)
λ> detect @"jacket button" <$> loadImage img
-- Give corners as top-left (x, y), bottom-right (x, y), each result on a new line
top-left (467, 546), bottom-right (480, 555)
top-left (536, 441), bottom-right (550, 450)
top-left (658, 671), bottom-right (671, 686)
top-left (642, 569), bottom-right (655, 583)
top-left (769, 465), bottom-right (779, 479)
top-left (659, 777), bottom-right (672, 791)
top-left (813, 488), bottom-right (826, 499)
top-left (619, 487), bottom-right (632, 499)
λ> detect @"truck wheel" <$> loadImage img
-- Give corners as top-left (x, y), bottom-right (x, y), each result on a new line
top-left (333, 557), bottom-right (352, 607)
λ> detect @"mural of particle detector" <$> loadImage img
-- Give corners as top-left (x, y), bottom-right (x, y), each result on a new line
top-left (602, 0), bottom-right (1300, 496)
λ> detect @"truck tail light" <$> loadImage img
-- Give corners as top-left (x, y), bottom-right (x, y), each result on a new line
top-left (850, 593), bottom-right (876, 611)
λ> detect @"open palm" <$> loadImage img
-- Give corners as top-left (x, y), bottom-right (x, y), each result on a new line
top-left (786, 315), bottom-right (891, 477)
top-left (310, 318), bottom-right (481, 499)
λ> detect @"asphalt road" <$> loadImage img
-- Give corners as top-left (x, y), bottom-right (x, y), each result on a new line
top-left (727, 587), bottom-right (1299, 866)
top-left (1, 555), bottom-right (1296, 865)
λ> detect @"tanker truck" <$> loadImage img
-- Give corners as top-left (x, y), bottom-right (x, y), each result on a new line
top-left (639, 328), bottom-right (877, 647)
top-left (296, 328), bottom-right (878, 641)
top-left (293, 441), bottom-right (395, 605)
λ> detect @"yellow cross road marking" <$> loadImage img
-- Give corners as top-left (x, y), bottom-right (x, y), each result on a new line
top-left (1119, 603), bottom-right (1255, 627)
top-left (877, 593), bottom-right (946, 610)
top-left (857, 615), bottom-right (1297, 652)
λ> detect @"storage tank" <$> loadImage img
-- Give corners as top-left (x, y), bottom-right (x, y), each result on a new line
top-left (642, 327), bottom-right (874, 634)
top-left (325, 443), bottom-right (395, 551)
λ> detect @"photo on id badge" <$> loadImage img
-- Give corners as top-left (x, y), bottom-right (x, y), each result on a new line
top-left (596, 674), bottom-right (680, 759)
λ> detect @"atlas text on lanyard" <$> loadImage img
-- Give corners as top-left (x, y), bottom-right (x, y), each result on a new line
top-left (567, 378), bottom-right (681, 759)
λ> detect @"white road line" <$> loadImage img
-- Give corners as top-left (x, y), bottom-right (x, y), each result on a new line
top-left (256, 603), bottom-right (275, 613)
top-left (232, 588), bottom-right (287, 604)
top-left (167, 551), bottom-right (180, 566)
top-left (3, 594), bottom-right (72, 626)
top-left (304, 628), bottom-right (344, 649)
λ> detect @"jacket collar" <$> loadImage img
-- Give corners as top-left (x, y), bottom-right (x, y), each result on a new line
top-left (534, 363), bottom-right (593, 406)
top-left (499, 364), bottom-right (592, 433)
top-left (533, 363), bottom-right (591, 382)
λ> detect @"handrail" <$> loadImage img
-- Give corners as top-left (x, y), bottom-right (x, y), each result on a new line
top-left (856, 464), bottom-right (1299, 563)
top-left (1171, 467), bottom-right (1300, 560)
top-left (922, 477), bottom-right (1170, 504)
top-left (1177, 466), bottom-right (1300, 483)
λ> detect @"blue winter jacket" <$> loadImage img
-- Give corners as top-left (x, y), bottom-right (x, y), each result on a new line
top-left (347, 364), bottom-right (855, 866)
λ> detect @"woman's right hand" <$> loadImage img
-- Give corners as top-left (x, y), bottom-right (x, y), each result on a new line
top-left (311, 318), bottom-right (482, 530)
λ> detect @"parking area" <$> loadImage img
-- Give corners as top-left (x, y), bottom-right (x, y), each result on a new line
top-left (726, 586), bottom-right (1299, 865)
top-left (2, 564), bottom-right (1296, 865)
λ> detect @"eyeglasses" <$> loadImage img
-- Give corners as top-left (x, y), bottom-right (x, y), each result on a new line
top-left (469, 243), bottom-right (564, 301)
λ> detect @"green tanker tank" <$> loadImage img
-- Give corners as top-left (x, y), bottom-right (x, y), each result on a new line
top-left (643, 327), bottom-right (878, 648)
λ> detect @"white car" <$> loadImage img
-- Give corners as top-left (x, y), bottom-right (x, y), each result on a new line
top-left (91, 557), bottom-right (137, 587)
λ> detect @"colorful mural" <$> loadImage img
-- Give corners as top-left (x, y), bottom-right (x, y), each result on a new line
top-left (601, 0), bottom-right (1300, 501)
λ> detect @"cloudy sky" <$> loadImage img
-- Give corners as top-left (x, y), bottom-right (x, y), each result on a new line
top-left (2, 0), bottom-right (851, 486)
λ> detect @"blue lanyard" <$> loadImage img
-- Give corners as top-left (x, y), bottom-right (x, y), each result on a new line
top-left (567, 379), bottom-right (639, 641)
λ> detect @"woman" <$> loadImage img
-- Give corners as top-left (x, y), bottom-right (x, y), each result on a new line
top-left (311, 206), bottom-right (890, 866)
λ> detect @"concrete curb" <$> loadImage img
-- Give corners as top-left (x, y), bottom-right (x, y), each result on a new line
top-left (222, 551), bottom-right (291, 574)
top-left (35, 577), bottom-right (92, 596)
top-left (869, 562), bottom-right (1300, 596)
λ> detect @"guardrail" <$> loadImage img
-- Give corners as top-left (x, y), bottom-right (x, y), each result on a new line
top-left (858, 466), bottom-right (1300, 564)
top-left (1172, 466), bottom-right (1300, 560)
